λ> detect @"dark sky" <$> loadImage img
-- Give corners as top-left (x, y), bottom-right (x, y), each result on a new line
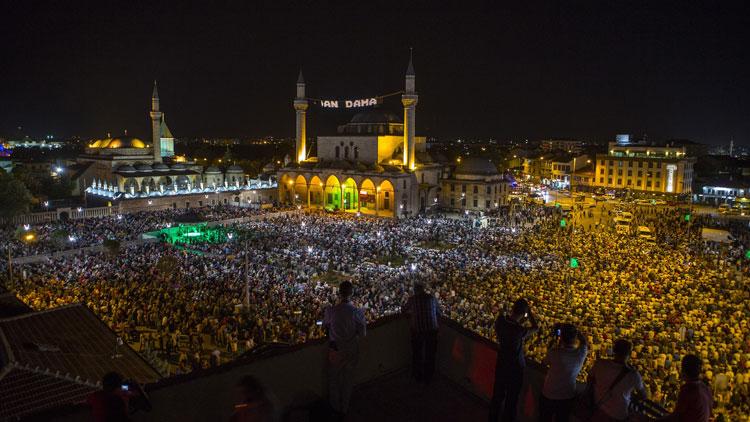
top-left (1, 1), bottom-right (748, 145)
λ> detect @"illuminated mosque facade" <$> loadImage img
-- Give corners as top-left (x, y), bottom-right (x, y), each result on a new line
top-left (277, 56), bottom-right (509, 217)
top-left (77, 83), bottom-right (276, 211)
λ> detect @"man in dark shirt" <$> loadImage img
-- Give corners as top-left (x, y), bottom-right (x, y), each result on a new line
top-left (660, 354), bottom-right (713, 422)
top-left (403, 282), bottom-right (441, 384)
top-left (488, 298), bottom-right (539, 422)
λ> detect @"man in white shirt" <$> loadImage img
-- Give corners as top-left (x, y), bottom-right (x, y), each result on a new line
top-left (588, 339), bottom-right (648, 422)
top-left (540, 323), bottom-right (588, 421)
top-left (323, 281), bottom-right (367, 417)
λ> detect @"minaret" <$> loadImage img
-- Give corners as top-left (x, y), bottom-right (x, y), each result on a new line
top-left (150, 81), bottom-right (163, 163)
top-left (401, 50), bottom-right (418, 170)
top-left (293, 70), bottom-right (309, 163)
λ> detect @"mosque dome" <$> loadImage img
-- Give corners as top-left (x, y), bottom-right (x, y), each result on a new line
top-left (227, 164), bottom-right (243, 172)
top-left (135, 163), bottom-right (152, 171)
top-left (205, 166), bottom-right (221, 174)
top-left (349, 110), bottom-right (402, 124)
top-left (102, 136), bottom-right (146, 149)
top-left (117, 164), bottom-right (136, 173)
top-left (171, 163), bottom-right (186, 170)
top-left (455, 158), bottom-right (499, 175)
top-left (153, 163), bottom-right (169, 171)
top-left (89, 138), bottom-right (112, 148)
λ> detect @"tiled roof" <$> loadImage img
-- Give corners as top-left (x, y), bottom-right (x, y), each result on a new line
top-left (0, 304), bottom-right (160, 420)
top-left (0, 289), bottom-right (31, 318)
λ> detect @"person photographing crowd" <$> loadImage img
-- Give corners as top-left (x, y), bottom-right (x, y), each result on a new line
top-left (540, 323), bottom-right (588, 422)
top-left (87, 371), bottom-right (151, 422)
top-left (489, 298), bottom-right (539, 422)
top-left (323, 281), bottom-right (366, 418)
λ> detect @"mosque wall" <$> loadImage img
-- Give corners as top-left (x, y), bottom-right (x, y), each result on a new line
top-left (317, 136), bottom-right (378, 163)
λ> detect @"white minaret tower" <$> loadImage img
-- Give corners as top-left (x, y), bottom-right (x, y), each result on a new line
top-left (150, 81), bottom-right (162, 163)
top-left (402, 50), bottom-right (418, 170)
top-left (294, 70), bottom-right (309, 163)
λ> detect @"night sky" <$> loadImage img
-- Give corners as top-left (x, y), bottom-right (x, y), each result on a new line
top-left (1, 1), bottom-right (748, 145)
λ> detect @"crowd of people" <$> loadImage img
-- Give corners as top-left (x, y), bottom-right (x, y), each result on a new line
top-left (3, 201), bottom-right (749, 419)
top-left (1, 205), bottom-right (273, 257)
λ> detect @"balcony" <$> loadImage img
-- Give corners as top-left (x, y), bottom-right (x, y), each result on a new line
top-left (44, 315), bottom-right (609, 421)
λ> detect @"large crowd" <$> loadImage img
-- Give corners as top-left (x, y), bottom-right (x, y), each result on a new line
top-left (1, 205), bottom-right (274, 257)
top-left (3, 202), bottom-right (749, 419)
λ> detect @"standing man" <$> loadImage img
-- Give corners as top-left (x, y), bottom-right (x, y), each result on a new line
top-left (323, 281), bottom-right (367, 418)
top-left (403, 282), bottom-right (441, 384)
top-left (588, 339), bottom-right (647, 422)
top-left (659, 354), bottom-right (713, 422)
top-left (489, 298), bottom-right (539, 422)
top-left (540, 323), bottom-right (589, 422)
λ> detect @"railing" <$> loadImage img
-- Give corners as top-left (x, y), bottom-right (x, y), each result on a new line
top-left (31, 314), bottom-right (670, 421)
top-left (4, 206), bottom-right (120, 225)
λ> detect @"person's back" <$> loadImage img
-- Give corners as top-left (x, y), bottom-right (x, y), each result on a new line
top-left (495, 315), bottom-right (530, 372)
top-left (540, 324), bottom-right (588, 422)
top-left (87, 372), bottom-right (130, 422)
top-left (325, 301), bottom-right (366, 349)
top-left (323, 281), bottom-right (366, 416)
top-left (590, 359), bottom-right (644, 420)
top-left (660, 354), bottom-right (713, 422)
top-left (405, 290), bottom-right (439, 332)
top-left (87, 390), bottom-right (129, 422)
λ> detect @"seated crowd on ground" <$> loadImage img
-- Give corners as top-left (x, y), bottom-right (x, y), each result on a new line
top-left (1, 203), bottom-right (748, 419)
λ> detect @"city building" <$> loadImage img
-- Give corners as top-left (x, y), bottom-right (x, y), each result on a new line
top-left (441, 158), bottom-right (509, 211)
top-left (78, 83), bottom-right (277, 211)
top-left (522, 152), bottom-right (589, 188)
top-left (593, 141), bottom-right (695, 195)
top-left (539, 139), bottom-right (585, 155)
top-left (277, 55), bottom-right (509, 217)
top-left (694, 177), bottom-right (750, 205)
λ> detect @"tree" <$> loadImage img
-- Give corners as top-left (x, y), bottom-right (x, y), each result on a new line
top-left (0, 170), bottom-right (32, 221)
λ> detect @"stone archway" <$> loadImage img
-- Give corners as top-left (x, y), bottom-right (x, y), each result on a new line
top-left (342, 177), bottom-right (358, 212)
top-left (279, 174), bottom-right (295, 204)
top-left (360, 179), bottom-right (377, 215)
top-left (309, 176), bottom-right (324, 208)
top-left (294, 175), bottom-right (308, 206)
top-left (378, 179), bottom-right (395, 217)
top-left (324, 175), bottom-right (341, 211)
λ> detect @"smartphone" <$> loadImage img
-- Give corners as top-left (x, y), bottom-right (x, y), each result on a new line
top-left (316, 321), bottom-right (323, 326)
top-left (524, 312), bottom-right (528, 318)
top-left (556, 329), bottom-right (561, 336)
top-left (121, 384), bottom-right (129, 391)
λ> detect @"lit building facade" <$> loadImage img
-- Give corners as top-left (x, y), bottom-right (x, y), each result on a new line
top-left (77, 82), bottom-right (277, 211)
top-left (593, 142), bottom-right (695, 195)
top-left (441, 158), bottom-right (509, 211)
top-left (277, 56), bottom-right (510, 217)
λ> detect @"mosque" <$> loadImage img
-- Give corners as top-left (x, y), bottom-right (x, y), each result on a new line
top-left (277, 56), bottom-right (510, 217)
top-left (77, 83), bottom-right (277, 211)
